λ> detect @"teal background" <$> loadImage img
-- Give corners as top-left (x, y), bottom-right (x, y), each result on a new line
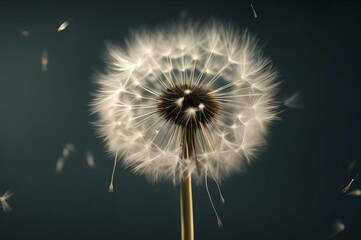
top-left (0, 0), bottom-right (360, 239)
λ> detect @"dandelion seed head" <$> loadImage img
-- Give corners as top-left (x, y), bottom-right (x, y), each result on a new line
top-left (91, 21), bottom-right (279, 183)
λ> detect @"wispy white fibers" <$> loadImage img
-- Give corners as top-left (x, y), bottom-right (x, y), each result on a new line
top-left (284, 91), bottom-right (303, 109)
top-left (330, 219), bottom-right (345, 238)
top-left (91, 21), bottom-right (279, 185)
top-left (347, 189), bottom-right (361, 196)
top-left (0, 190), bottom-right (13, 212)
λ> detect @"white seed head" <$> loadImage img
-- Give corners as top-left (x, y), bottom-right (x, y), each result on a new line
top-left (91, 20), bottom-right (279, 184)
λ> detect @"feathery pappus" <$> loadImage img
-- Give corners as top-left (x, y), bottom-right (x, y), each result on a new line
top-left (0, 190), bottom-right (13, 212)
top-left (330, 219), bottom-right (345, 238)
top-left (91, 21), bottom-right (279, 188)
top-left (284, 91), bottom-right (303, 109)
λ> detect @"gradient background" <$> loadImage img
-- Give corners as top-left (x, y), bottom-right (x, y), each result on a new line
top-left (0, 0), bottom-right (360, 239)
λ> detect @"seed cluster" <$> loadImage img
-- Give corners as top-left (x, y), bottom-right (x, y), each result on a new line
top-left (157, 84), bottom-right (220, 129)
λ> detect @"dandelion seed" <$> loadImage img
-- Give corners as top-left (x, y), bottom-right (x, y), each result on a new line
top-left (19, 29), bottom-right (30, 37)
top-left (86, 150), bottom-right (96, 168)
top-left (347, 188), bottom-right (361, 196)
top-left (205, 169), bottom-right (223, 227)
top-left (0, 190), bottom-right (13, 212)
top-left (56, 143), bottom-right (76, 173)
top-left (57, 21), bottom-right (69, 32)
top-left (284, 91), bottom-right (303, 108)
top-left (92, 21), bottom-right (279, 184)
top-left (56, 156), bottom-right (66, 173)
top-left (330, 219), bottom-right (345, 238)
top-left (108, 150), bottom-right (119, 192)
top-left (209, 170), bottom-right (225, 204)
top-left (251, 4), bottom-right (258, 19)
top-left (91, 21), bottom-right (280, 234)
top-left (341, 174), bottom-right (359, 193)
top-left (63, 143), bottom-right (75, 157)
top-left (41, 50), bottom-right (48, 72)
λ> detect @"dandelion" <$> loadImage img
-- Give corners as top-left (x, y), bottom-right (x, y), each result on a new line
top-left (91, 21), bottom-right (279, 239)
top-left (0, 190), bottom-right (13, 212)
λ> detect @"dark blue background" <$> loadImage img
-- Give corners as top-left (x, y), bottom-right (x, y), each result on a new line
top-left (0, 0), bottom-right (360, 239)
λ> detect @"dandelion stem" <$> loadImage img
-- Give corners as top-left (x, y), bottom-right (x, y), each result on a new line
top-left (180, 173), bottom-right (194, 240)
top-left (180, 127), bottom-right (195, 240)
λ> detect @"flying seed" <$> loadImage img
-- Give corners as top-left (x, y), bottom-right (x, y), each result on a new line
top-left (0, 190), bottom-right (13, 212)
top-left (330, 219), bottom-right (345, 238)
top-left (251, 4), bottom-right (258, 19)
top-left (341, 174), bottom-right (359, 193)
top-left (63, 143), bottom-right (75, 157)
top-left (57, 21), bottom-right (69, 32)
top-left (86, 150), bottom-right (96, 168)
top-left (56, 156), bottom-right (66, 173)
top-left (284, 91), bottom-right (303, 109)
top-left (347, 188), bottom-right (361, 196)
top-left (41, 50), bottom-right (48, 72)
top-left (348, 159), bottom-right (358, 172)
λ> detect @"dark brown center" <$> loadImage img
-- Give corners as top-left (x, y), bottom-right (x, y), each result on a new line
top-left (157, 84), bottom-right (220, 129)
